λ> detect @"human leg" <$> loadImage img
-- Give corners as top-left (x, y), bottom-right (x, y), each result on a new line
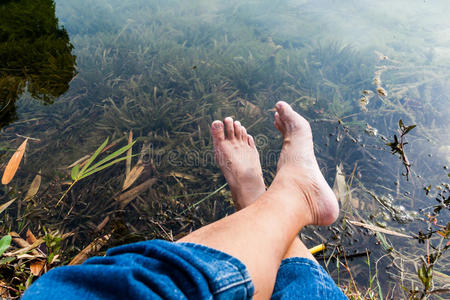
top-left (210, 116), bottom-right (266, 210)
top-left (210, 117), bottom-right (317, 263)
top-left (179, 101), bottom-right (339, 299)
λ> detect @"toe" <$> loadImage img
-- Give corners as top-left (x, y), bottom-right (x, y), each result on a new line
top-left (247, 135), bottom-right (256, 148)
top-left (241, 126), bottom-right (248, 141)
top-left (224, 117), bottom-right (234, 139)
top-left (234, 121), bottom-right (242, 140)
top-left (275, 101), bottom-right (311, 132)
top-left (274, 112), bottom-right (286, 134)
top-left (275, 101), bottom-right (296, 124)
top-left (211, 120), bottom-right (225, 143)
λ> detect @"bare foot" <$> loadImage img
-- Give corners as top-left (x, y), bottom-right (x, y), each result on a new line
top-left (273, 101), bottom-right (339, 226)
top-left (211, 117), bottom-right (266, 210)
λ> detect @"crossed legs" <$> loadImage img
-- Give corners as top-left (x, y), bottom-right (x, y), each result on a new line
top-left (206, 112), bottom-right (317, 263)
top-left (178, 101), bottom-right (339, 299)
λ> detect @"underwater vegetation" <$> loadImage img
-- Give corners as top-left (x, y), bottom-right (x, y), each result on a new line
top-left (0, 0), bottom-right (449, 298)
top-left (0, 0), bottom-right (76, 129)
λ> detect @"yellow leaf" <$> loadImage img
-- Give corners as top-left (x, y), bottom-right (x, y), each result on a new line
top-left (24, 172), bottom-right (41, 201)
top-left (2, 139), bottom-right (28, 184)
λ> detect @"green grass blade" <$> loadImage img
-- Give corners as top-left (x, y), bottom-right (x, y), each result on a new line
top-left (84, 141), bottom-right (136, 174)
top-left (79, 156), bottom-right (130, 180)
top-left (79, 138), bottom-right (109, 177)
top-left (0, 235), bottom-right (12, 256)
top-left (0, 256), bottom-right (15, 265)
top-left (180, 183), bottom-right (228, 214)
top-left (71, 164), bottom-right (80, 181)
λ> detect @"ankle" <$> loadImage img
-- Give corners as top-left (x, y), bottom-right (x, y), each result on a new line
top-left (268, 171), bottom-right (316, 223)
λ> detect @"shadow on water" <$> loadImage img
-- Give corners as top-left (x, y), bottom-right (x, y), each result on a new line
top-left (0, 0), bottom-right (76, 129)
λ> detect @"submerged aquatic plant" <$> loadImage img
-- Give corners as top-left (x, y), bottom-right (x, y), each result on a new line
top-left (386, 119), bottom-right (416, 180)
top-left (57, 137), bottom-right (136, 205)
top-left (0, 0), bottom-right (448, 298)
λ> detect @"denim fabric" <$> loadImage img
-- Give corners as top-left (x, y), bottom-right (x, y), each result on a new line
top-left (22, 240), bottom-right (253, 300)
top-left (271, 257), bottom-right (348, 299)
top-left (23, 240), bottom-right (346, 299)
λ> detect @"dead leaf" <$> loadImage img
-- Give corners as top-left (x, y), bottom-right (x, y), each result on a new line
top-left (2, 138), bottom-right (28, 184)
top-left (69, 233), bottom-right (111, 265)
top-left (376, 87), bottom-right (387, 97)
top-left (24, 172), bottom-right (41, 201)
top-left (6, 238), bottom-right (44, 257)
top-left (332, 163), bottom-right (359, 209)
top-left (96, 216), bottom-right (110, 231)
top-left (348, 220), bottom-right (412, 238)
top-left (10, 232), bottom-right (29, 248)
top-left (50, 254), bottom-right (60, 264)
top-left (0, 280), bottom-right (9, 298)
top-left (117, 178), bottom-right (157, 209)
top-left (332, 163), bottom-right (346, 204)
top-left (60, 232), bottom-right (75, 240)
top-left (30, 259), bottom-right (45, 276)
top-left (26, 229), bottom-right (37, 244)
top-left (238, 98), bottom-right (262, 117)
top-left (0, 198), bottom-right (17, 215)
top-left (122, 164), bottom-right (144, 191)
top-left (16, 253), bottom-right (38, 259)
top-left (169, 171), bottom-right (196, 181)
top-left (9, 232), bottom-right (41, 256)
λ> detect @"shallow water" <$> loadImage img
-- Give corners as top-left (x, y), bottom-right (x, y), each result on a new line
top-left (1, 0), bottom-right (449, 297)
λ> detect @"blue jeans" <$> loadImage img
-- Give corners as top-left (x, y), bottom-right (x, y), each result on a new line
top-left (23, 240), bottom-right (347, 299)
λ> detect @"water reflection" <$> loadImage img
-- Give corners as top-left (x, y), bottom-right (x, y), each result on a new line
top-left (0, 0), bottom-right (76, 128)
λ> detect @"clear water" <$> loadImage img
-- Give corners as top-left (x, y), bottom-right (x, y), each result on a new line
top-left (1, 0), bottom-right (449, 297)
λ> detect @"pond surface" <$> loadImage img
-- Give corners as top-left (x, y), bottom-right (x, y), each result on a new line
top-left (1, 0), bottom-right (449, 298)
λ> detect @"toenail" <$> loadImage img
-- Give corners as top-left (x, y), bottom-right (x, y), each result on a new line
top-left (213, 122), bottom-right (222, 129)
top-left (275, 103), bottom-right (281, 110)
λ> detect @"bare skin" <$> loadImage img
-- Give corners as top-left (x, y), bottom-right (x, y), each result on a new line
top-left (211, 117), bottom-right (265, 210)
top-left (211, 117), bottom-right (317, 262)
top-left (179, 101), bottom-right (338, 299)
top-left (273, 103), bottom-right (339, 226)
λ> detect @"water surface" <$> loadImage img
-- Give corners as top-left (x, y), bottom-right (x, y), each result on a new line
top-left (1, 0), bottom-right (449, 297)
